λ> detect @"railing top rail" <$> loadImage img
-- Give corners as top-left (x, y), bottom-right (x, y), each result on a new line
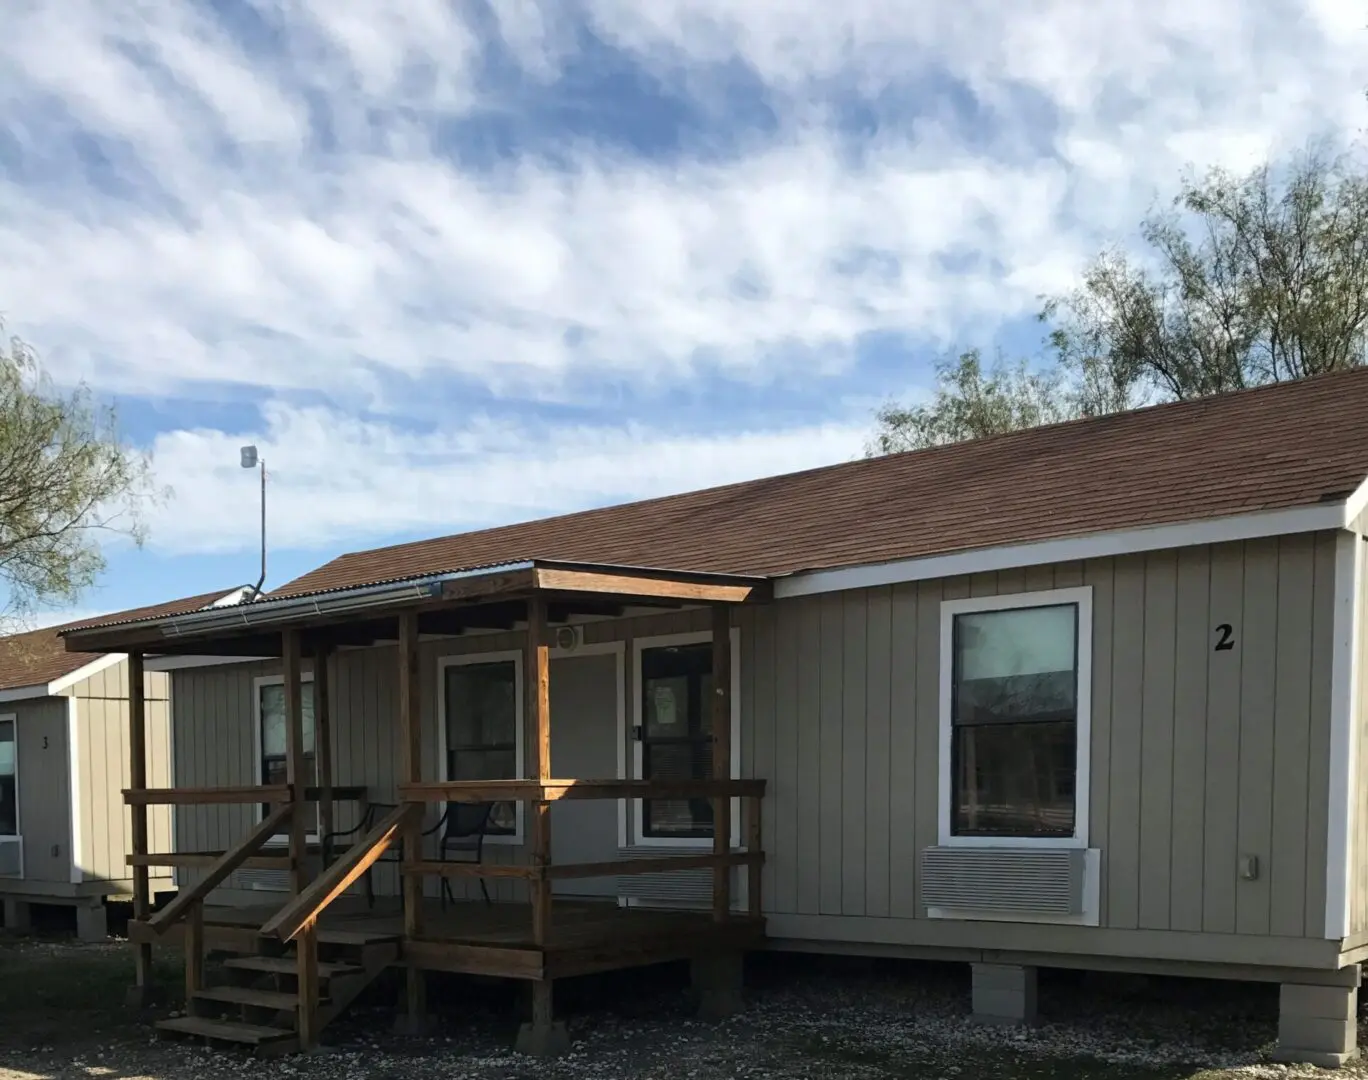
top-left (398, 778), bottom-right (766, 803)
top-left (125, 784), bottom-right (370, 806)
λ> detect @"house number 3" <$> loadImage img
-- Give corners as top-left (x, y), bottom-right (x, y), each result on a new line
top-left (1214, 624), bottom-right (1236, 652)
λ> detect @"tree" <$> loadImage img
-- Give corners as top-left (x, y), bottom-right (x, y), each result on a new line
top-left (868, 151), bottom-right (1368, 454)
top-left (0, 324), bottom-right (160, 622)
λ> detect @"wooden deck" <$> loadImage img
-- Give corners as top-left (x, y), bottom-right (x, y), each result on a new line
top-left (135, 896), bottom-right (765, 982)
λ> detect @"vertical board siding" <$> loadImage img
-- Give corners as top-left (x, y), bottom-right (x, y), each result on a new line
top-left (1107, 555), bottom-right (1146, 931)
top-left (863, 587), bottom-right (892, 919)
top-left (1236, 539), bottom-right (1279, 936)
top-left (1138, 549), bottom-right (1177, 931)
top-left (13, 697), bottom-right (71, 884)
top-left (1169, 547), bottom-right (1211, 932)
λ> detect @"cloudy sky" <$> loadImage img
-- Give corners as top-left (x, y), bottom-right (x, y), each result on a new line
top-left (1, 0), bottom-right (1364, 624)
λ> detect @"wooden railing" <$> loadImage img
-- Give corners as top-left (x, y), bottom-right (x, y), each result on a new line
top-left (398, 778), bottom-right (767, 925)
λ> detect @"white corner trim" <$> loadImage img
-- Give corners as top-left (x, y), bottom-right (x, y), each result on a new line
top-left (1325, 531), bottom-right (1362, 939)
top-left (145, 655), bottom-right (270, 672)
top-left (937, 587), bottom-right (1093, 849)
top-left (46, 652), bottom-right (126, 696)
top-left (927, 848), bottom-right (1101, 926)
top-left (776, 502), bottom-right (1351, 599)
top-left (1344, 476), bottom-right (1368, 531)
top-left (627, 629), bottom-right (742, 850)
top-left (436, 649), bottom-right (526, 845)
top-left (66, 698), bottom-right (83, 883)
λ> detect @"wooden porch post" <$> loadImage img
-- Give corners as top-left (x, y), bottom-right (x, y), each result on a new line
top-left (126, 650), bottom-right (154, 1007)
top-left (314, 644), bottom-right (334, 864)
top-left (396, 610), bottom-right (428, 1033)
top-left (283, 629), bottom-right (308, 896)
top-left (711, 604), bottom-right (732, 922)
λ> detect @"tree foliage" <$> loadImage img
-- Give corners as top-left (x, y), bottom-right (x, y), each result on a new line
top-left (868, 151), bottom-right (1368, 454)
top-left (0, 325), bottom-right (161, 620)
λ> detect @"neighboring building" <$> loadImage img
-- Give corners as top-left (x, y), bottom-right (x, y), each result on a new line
top-left (62, 369), bottom-right (1368, 1065)
top-left (0, 590), bottom-right (242, 938)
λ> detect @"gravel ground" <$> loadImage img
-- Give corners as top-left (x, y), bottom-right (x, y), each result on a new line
top-left (1, 937), bottom-right (1364, 1080)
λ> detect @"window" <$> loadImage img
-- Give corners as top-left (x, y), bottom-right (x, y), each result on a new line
top-left (444, 659), bottom-right (520, 837)
top-left (0, 719), bottom-right (15, 838)
top-left (257, 679), bottom-right (315, 828)
top-left (942, 589), bottom-right (1091, 844)
top-left (639, 642), bottom-right (717, 839)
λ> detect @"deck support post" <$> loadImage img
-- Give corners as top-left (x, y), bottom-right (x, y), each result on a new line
top-left (314, 644), bottom-right (334, 866)
top-left (711, 605), bottom-right (732, 923)
top-left (526, 596), bottom-right (553, 947)
top-left (394, 610), bottom-right (432, 1036)
top-left (283, 630), bottom-right (309, 896)
top-left (125, 650), bottom-right (155, 1008)
top-left (692, 950), bottom-right (744, 1021)
top-left (297, 922), bottom-right (321, 1050)
top-left (515, 980), bottom-right (570, 1058)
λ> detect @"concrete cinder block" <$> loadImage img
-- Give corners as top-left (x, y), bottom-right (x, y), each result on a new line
top-left (75, 902), bottom-right (107, 943)
top-left (1275, 983), bottom-right (1359, 1067)
top-left (1, 898), bottom-right (32, 932)
top-left (971, 964), bottom-right (1037, 1025)
top-left (692, 952), bottom-right (745, 1021)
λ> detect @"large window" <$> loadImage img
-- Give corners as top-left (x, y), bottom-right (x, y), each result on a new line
top-left (0, 719), bottom-right (15, 838)
top-left (947, 593), bottom-right (1088, 840)
top-left (639, 642), bottom-right (716, 839)
top-left (444, 659), bottom-right (519, 837)
top-left (258, 679), bottom-right (315, 827)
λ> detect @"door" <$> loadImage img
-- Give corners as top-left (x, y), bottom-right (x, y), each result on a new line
top-left (549, 652), bottom-right (620, 898)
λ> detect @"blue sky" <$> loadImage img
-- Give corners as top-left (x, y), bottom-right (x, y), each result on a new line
top-left (1, 0), bottom-right (1364, 625)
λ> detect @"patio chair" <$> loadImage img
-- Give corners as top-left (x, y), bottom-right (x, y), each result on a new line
top-left (321, 800), bottom-right (402, 910)
top-left (434, 802), bottom-right (497, 909)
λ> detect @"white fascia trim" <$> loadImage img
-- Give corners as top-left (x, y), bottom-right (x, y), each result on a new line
top-left (437, 649), bottom-right (526, 845)
top-left (775, 501), bottom-right (1352, 599)
top-left (937, 587), bottom-right (1094, 850)
top-left (145, 655), bottom-right (269, 672)
top-left (66, 698), bottom-right (83, 883)
top-left (1325, 530), bottom-right (1362, 939)
top-left (627, 629), bottom-right (743, 850)
top-left (46, 652), bottom-right (126, 696)
top-left (0, 684), bottom-right (48, 703)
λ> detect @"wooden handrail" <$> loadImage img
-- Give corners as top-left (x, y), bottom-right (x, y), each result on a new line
top-left (399, 778), bottom-right (766, 803)
top-left (402, 850), bottom-right (763, 882)
top-left (261, 802), bottom-right (423, 943)
top-left (149, 803), bottom-right (295, 934)
top-left (125, 785), bottom-right (290, 806)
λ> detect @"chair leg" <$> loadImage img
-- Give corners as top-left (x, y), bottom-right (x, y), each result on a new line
top-left (365, 867), bottom-right (375, 910)
top-left (479, 877), bottom-right (491, 906)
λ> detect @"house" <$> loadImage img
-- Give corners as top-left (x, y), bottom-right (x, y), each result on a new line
top-left (61, 368), bottom-right (1368, 1066)
top-left (0, 590), bottom-right (243, 938)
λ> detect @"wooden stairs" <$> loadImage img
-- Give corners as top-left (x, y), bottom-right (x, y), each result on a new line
top-left (157, 927), bottom-right (400, 1055)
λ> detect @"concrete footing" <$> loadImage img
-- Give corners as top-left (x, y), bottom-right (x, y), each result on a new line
top-left (1274, 983), bottom-right (1359, 1068)
top-left (515, 1021), bottom-right (572, 1057)
top-left (1, 898), bottom-right (32, 932)
top-left (692, 951), bottom-right (745, 1021)
top-left (75, 902), bottom-right (107, 943)
top-left (971, 963), bottom-right (1038, 1026)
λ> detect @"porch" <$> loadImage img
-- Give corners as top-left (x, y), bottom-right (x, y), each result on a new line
top-left (62, 561), bottom-right (771, 1055)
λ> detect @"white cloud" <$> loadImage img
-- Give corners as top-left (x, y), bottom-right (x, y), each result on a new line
top-left (144, 403), bottom-right (868, 556)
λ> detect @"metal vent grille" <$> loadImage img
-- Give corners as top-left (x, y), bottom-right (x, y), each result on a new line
top-left (233, 868), bottom-right (289, 892)
top-left (920, 846), bottom-right (1085, 915)
top-left (616, 848), bottom-right (729, 905)
top-left (0, 840), bottom-right (20, 879)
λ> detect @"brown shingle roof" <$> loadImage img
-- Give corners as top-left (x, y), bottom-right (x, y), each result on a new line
top-left (0, 590), bottom-right (236, 692)
top-left (275, 368), bottom-right (1368, 600)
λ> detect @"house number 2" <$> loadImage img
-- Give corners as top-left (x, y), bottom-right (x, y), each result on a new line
top-left (1214, 624), bottom-right (1236, 652)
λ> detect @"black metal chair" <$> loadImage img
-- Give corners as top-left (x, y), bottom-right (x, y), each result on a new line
top-left (321, 800), bottom-right (401, 910)
top-left (435, 802), bottom-right (496, 908)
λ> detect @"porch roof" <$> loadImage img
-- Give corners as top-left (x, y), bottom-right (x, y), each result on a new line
top-left (58, 559), bottom-right (768, 657)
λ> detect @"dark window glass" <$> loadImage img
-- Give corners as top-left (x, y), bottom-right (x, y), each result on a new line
top-left (0, 720), bottom-right (15, 837)
top-left (640, 643), bottom-right (715, 839)
top-left (951, 604), bottom-right (1078, 838)
top-left (260, 682), bottom-right (316, 827)
top-left (445, 661), bottom-right (518, 835)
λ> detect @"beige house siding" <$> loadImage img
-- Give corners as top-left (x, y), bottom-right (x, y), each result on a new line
top-left (60, 662), bottom-right (173, 888)
top-left (169, 538), bottom-right (1340, 969)
top-left (9, 696), bottom-right (71, 884)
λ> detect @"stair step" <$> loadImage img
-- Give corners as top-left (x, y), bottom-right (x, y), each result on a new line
top-left (194, 986), bottom-right (318, 1011)
top-left (223, 956), bottom-right (363, 979)
top-left (317, 929), bottom-right (400, 946)
top-left (156, 1015), bottom-right (295, 1047)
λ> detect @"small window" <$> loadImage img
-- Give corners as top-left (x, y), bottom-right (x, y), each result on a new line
top-left (640, 643), bottom-right (715, 839)
top-left (445, 660), bottom-right (519, 836)
top-left (950, 601), bottom-right (1080, 839)
top-left (0, 719), bottom-right (15, 838)
top-left (259, 681), bottom-right (315, 825)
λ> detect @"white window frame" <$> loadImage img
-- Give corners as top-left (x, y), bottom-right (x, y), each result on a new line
top-left (0, 714), bottom-right (21, 879)
top-left (938, 586), bottom-right (1093, 850)
top-left (628, 629), bottom-right (742, 850)
top-left (437, 650), bottom-right (525, 846)
top-left (253, 672), bottom-right (318, 845)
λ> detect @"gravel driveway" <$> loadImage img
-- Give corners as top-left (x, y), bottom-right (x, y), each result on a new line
top-left (0, 938), bottom-right (1361, 1079)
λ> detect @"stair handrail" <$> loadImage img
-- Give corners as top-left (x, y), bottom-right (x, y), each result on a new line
top-left (261, 801), bottom-right (423, 943)
top-left (149, 802), bottom-right (295, 935)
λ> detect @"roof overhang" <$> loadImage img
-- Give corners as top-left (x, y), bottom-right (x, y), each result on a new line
top-left (60, 560), bottom-right (770, 657)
